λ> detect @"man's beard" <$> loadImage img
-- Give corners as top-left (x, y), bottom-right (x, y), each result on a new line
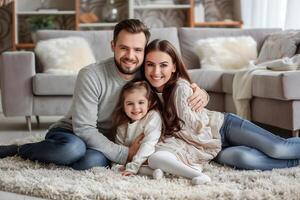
top-left (114, 57), bottom-right (141, 75)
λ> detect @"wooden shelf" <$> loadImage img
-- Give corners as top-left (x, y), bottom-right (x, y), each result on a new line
top-left (16, 43), bottom-right (35, 49)
top-left (79, 22), bottom-right (117, 28)
top-left (17, 11), bottom-right (76, 15)
top-left (193, 21), bottom-right (243, 28)
top-left (133, 4), bottom-right (191, 10)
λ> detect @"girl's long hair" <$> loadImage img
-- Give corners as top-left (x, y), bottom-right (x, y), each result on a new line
top-left (142, 39), bottom-right (192, 137)
top-left (111, 79), bottom-right (160, 136)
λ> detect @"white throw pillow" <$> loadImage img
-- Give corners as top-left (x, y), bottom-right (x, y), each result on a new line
top-left (35, 37), bottom-right (96, 74)
top-left (193, 36), bottom-right (257, 70)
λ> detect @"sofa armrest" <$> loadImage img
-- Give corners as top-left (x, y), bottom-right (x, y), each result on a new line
top-left (0, 51), bottom-right (36, 116)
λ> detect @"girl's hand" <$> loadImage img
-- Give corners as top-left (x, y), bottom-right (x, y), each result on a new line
top-left (122, 171), bottom-right (135, 176)
top-left (118, 165), bottom-right (125, 172)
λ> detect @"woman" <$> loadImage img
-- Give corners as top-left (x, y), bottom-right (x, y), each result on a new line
top-left (142, 39), bottom-right (300, 183)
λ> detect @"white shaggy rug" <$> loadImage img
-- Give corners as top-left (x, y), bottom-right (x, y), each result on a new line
top-left (0, 138), bottom-right (300, 200)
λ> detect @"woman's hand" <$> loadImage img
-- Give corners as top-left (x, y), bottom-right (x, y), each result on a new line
top-left (122, 171), bottom-right (135, 176)
top-left (188, 83), bottom-right (209, 112)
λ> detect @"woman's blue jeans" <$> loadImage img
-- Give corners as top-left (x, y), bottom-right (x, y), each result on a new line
top-left (214, 113), bottom-right (300, 170)
top-left (18, 128), bottom-right (110, 170)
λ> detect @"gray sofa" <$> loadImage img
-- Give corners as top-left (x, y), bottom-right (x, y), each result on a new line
top-left (1, 27), bottom-right (300, 136)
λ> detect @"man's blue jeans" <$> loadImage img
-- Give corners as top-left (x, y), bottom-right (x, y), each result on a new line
top-left (215, 113), bottom-right (300, 170)
top-left (18, 128), bottom-right (110, 170)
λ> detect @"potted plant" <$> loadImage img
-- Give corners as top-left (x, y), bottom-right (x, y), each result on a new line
top-left (26, 15), bottom-right (55, 42)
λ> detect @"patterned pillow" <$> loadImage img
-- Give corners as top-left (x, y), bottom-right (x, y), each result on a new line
top-left (257, 30), bottom-right (300, 63)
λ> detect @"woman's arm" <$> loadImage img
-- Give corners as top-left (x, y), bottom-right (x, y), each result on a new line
top-left (174, 80), bottom-right (209, 133)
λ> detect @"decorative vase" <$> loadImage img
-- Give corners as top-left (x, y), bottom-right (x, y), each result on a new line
top-left (101, 0), bottom-right (119, 22)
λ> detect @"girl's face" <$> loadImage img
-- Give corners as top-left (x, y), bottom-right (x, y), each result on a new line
top-left (123, 88), bottom-right (149, 122)
top-left (144, 50), bottom-right (176, 92)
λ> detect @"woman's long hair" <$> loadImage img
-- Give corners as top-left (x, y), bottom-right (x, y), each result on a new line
top-left (142, 39), bottom-right (192, 137)
top-left (111, 79), bottom-right (160, 136)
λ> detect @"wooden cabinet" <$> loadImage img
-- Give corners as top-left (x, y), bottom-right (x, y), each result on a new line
top-left (79, 0), bottom-right (193, 29)
top-left (13, 0), bottom-right (79, 50)
top-left (11, 0), bottom-right (242, 50)
top-left (190, 0), bottom-right (242, 28)
top-left (129, 0), bottom-right (193, 27)
top-left (12, 0), bottom-right (193, 49)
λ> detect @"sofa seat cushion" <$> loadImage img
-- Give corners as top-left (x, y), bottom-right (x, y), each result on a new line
top-left (252, 71), bottom-right (300, 100)
top-left (222, 70), bottom-right (300, 100)
top-left (33, 73), bottom-right (77, 95)
top-left (222, 71), bottom-right (236, 94)
top-left (188, 69), bottom-right (224, 92)
top-left (252, 98), bottom-right (300, 130)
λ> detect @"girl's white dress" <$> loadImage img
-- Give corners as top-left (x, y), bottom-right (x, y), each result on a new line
top-left (115, 110), bottom-right (162, 174)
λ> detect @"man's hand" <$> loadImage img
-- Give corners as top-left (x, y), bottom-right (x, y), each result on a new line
top-left (122, 171), bottom-right (135, 176)
top-left (188, 83), bottom-right (209, 112)
top-left (127, 133), bottom-right (144, 162)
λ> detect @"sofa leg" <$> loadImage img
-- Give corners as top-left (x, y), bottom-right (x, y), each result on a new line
top-left (25, 116), bottom-right (32, 132)
top-left (292, 130), bottom-right (299, 137)
top-left (35, 116), bottom-right (40, 126)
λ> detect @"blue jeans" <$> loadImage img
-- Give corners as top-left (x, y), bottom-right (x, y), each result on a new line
top-left (18, 128), bottom-right (110, 170)
top-left (214, 113), bottom-right (300, 170)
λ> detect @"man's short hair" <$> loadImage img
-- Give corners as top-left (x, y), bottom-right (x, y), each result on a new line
top-left (113, 19), bottom-right (151, 45)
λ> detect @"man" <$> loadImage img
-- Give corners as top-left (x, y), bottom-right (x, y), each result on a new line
top-left (0, 19), bottom-right (208, 170)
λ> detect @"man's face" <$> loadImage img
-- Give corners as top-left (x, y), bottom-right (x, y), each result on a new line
top-left (111, 30), bottom-right (147, 78)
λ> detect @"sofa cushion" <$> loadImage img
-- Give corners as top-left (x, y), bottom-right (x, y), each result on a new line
top-left (35, 37), bottom-right (96, 74)
top-left (222, 70), bottom-right (300, 100)
top-left (252, 98), bottom-right (300, 130)
top-left (222, 71), bottom-right (236, 94)
top-left (224, 94), bottom-right (236, 113)
top-left (36, 30), bottom-right (113, 63)
top-left (178, 28), bottom-right (281, 69)
top-left (206, 92), bottom-right (225, 112)
top-left (257, 30), bottom-right (300, 63)
top-left (193, 36), bottom-right (257, 70)
top-left (33, 96), bottom-right (72, 115)
top-left (188, 69), bottom-right (224, 92)
top-left (36, 27), bottom-right (180, 62)
top-left (33, 74), bottom-right (77, 95)
top-left (252, 70), bottom-right (300, 100)
top-left (149, 27), bottom-right (181, 54)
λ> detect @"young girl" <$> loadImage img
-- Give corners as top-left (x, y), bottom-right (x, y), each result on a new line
top-left (143, 39), bottom-right (300, 185)
top-left (111, 79), bottom-right (164, 179)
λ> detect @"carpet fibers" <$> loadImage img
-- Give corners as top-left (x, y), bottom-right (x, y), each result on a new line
top-left (0, 136), bottom-right (300, 200)
top-left (0, 156), bottom-right (299, 200)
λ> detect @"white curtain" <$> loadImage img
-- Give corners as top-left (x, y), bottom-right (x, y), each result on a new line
top-left (241, 0), bottom-right (300, 29)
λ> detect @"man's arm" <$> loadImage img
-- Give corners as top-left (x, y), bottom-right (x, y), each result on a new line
top-left (72, 68), bottom-right (129, 164)
top-left (188, 83), bottom-right (210, 112)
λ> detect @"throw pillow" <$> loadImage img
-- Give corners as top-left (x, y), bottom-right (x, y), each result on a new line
top-left (35, 37), bottom-right (96, 74)
top-left (193, 36), bottom-right (257, 70)
top-left (257, 30), bottom-right (300, 63)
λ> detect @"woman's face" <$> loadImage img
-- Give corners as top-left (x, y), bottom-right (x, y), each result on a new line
top-left (144, 50), bottom-right (176, 92)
